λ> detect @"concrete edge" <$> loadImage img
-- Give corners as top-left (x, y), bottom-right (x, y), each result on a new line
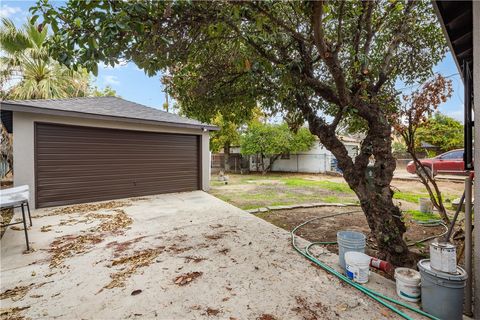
top-left (246, 202), bottom-right (360, 214)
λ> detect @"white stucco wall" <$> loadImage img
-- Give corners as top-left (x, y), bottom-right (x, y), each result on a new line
top-left (249, 141), bottom-right (360, 173)
top-left (473, 1), bottom-right (480, 317)
top-left (12, 112), bottom-right (211, 208)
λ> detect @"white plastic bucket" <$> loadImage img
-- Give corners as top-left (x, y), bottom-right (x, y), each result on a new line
top-left (337, 231), bottom-right (366, 271)
top-left (344, 252), bottom-right (370, 284)
top-left (394, 268), bottom-right (421, 302)
top-left (430, 242), bottom-right (457, 274)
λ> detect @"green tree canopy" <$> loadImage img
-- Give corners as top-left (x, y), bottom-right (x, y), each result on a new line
top-left (416, 113), bottom-right (463, 153)
top-left (0, 18), bottom-right (90, 99)
top-left (33, 0), bottom-right (448, 264)
top-left (241, 123), bottom-right (315, 173)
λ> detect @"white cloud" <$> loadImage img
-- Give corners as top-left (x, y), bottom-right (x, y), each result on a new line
top-left (0, 5), bottom-right (22, 18)
top-left (104, 75), bottom-right (120, 86)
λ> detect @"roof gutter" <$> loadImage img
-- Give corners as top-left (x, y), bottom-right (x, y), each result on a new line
top-left (1, 102), bottom-right (219, 131)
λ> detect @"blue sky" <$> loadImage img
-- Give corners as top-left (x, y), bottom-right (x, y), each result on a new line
top-left (2, 1), bottom-right (464, 122)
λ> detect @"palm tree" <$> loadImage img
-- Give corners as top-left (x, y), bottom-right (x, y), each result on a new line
top-left (0, 18), bottom-right (89, 100)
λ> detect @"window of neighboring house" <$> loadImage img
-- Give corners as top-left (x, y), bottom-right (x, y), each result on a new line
top-left (281, 153), bottom-right (290, 160)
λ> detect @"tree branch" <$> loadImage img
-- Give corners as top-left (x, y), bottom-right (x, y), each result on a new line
top-left (311, 1), bottom-right (349, 106)
top-left (373, 1), bottom-right (415, 93)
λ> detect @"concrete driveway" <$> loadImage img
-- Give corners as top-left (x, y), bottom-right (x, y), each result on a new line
top-left (2, 191), bottom-right (407, 319)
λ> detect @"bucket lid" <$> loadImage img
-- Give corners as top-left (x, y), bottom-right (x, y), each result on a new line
top-left (394, 267), bottom-right (420, 281)
top-left (344, 251), bottom-right (371, 264)
top-left (417, 259), bottom-right (468, 281)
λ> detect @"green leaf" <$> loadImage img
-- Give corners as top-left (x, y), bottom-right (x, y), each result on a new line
top-left (91, 63), bottom-right (98, 76)
top-left (74, 17), bottom-right (82, 27)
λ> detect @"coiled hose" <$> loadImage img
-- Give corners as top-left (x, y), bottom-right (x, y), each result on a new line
top-left (291, 211), bottom-right (440, 320)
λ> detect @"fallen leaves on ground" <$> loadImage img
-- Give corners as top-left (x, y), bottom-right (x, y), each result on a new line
top-left (39, 200), bottom-right (130, 217)
top-left (0, 284), bottom-right (33, 301)
top-left (173, 272), bottom-right (203, 286)
top-left (40, 225), bottom-right (53, 232)
top-left (183, 256), bottom-right (207, 263)
top-left (95, 210), bottom-right (132, 233)
top-left (256, 314), bottom-right (277, 320)
top-left (205, 308), bottom-right (221, 316)
top-left (0, 306), bottom-right (30, 320)
top-left (131, 289), bottom-right (142, 296)
top-left (10, 226), bottom-right (30, 231)
top-left (49, 234), bottom-right (103, 268)
top-left (106, 236), bottom-right (147, 257)
top-left (104, 248), bottom-right (164, 289)
top-left (48, 206), bottom-right (134, 267)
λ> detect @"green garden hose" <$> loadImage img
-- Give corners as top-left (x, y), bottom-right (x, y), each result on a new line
top-left (291, 211), bottom-right (440, 320)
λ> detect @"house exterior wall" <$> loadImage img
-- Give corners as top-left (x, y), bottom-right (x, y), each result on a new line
top-left (473, 1), bottom-right (480, 316)
top-left (13, 111), bottom-right (211, 208)
top-left (248, 141), bottom-right (360, 173)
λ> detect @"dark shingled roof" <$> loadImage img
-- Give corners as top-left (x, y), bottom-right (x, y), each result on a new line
top-left (1, 96), bottom-right (218, 130)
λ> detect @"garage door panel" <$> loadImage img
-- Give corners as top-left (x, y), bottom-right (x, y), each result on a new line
top-left (37, 171), bottom-right (199, 187)
top-left (35, 123), bottom-right (200, 208)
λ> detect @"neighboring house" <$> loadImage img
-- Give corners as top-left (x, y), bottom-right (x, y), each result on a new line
top-left (0, 97), bottom-right (218, 208)
top-left (247, 136), bottom-right (360, 174)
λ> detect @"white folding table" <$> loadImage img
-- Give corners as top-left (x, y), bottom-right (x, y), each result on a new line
top-left (0, 185), bottom-right (32, 250)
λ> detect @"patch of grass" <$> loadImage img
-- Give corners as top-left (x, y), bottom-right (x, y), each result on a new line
top-left (394, 191), bottom-right (458, 205)
top-left (320, 196), bottom-right (341, 203)
top-left (404, 209), bottom-right (441, 222)
top-left (393, 192), bottom-right (425, 203)
top-left (283, 178), bottom-right (354, 193)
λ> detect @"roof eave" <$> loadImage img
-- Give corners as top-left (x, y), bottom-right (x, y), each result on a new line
top-left (432, 1), bottom-right (464, 82)
top-left (1, 102), bottom-right (219, 131)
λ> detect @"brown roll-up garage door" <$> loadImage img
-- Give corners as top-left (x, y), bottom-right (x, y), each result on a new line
top-left (35, 123), bottom-right (201, 208)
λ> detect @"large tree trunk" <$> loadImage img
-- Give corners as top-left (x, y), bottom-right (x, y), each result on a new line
top-left (223, 142), bottom-right (231, 173)
top-left (303, 104), bottom-right (412, 266)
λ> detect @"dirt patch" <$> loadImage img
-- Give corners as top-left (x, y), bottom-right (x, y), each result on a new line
top-left (173, 272), bottom-right (203, 286)
top-left (104, 247), bottom-right (164, 289)
top-left (258, 206), bottom-right (445, 264)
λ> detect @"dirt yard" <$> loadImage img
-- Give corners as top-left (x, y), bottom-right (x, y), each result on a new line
top-left (209, 173), bottom-right (464, 269)
top-left (209, 173), bottom-right (464, 211)
top-left (256, 206), bottom-right (446, 268)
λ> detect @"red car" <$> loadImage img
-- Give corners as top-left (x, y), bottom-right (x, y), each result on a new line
top-left (406, 149), bottom-right (470, 177)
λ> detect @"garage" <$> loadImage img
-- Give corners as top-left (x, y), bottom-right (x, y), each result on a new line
top-left (1, 96), bottom-right (217, 208)
top-left (35, 123), bottom-right (201, 208)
